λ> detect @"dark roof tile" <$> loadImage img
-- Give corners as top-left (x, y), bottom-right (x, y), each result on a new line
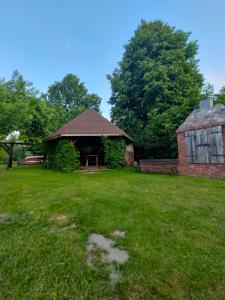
top-left (48, 109), bottom-right (132, 141)
top-left (177, 104), bottom-right (225, 133)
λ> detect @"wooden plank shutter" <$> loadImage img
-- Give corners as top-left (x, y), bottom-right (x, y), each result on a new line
top-left (208, 126), bottom-right (224, 163)
top-left (196, 128), bottom-right (210, 163)
top-left (185, 131), bottom-right (196, 163)
top-left (185, 126), bottom-right (224, 164)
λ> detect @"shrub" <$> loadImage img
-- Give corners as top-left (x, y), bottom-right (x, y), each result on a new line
top-left (102, 137), bottom-right (125, 168)
top-left (13, 145), bottom-right (26, 161)
top-left (44, 145), bottom-right (56, 170)
top-left (44, 140), bottom-right (80, 172)
top-left (0, 148), bottom-right (8, 164)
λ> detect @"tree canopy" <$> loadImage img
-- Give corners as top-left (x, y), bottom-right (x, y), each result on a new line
top-left (45, 74), bottom-right (101, 129)
top-left (108, 20), bottom-right (203, 158)
top-left (0, 71), bottom-right (102, 143)
top-left (0, 71), bottom-right (102, 168)
top-left (215, 86), bottom-right (225, 105)
top-left (0, 71), bottom-right (53, 143)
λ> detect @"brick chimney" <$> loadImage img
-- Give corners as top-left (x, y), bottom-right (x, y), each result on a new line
top-left (199, 99), bottom-right (214, 110)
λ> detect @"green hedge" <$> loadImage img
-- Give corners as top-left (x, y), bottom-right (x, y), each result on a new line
top-left (102, 137), bottom-right (125, 168)
top-left (13, 145), bottom-right (26, 161)
top-left (45, 140), bottom-right (80, 172)
top-left (44, 143), bottom-right (56, 170)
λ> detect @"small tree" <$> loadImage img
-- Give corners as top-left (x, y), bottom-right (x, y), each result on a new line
top-left (45, 140), bottom-right (80, 172)
top-left (102, 137), bottom-right (125, 168)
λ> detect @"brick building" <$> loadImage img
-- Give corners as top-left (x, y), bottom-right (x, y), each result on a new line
top-left (177, 100), bottom-right (225, 179)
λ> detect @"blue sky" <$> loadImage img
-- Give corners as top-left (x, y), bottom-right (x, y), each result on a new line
top-left (0, 0), bottom-right (225, 118)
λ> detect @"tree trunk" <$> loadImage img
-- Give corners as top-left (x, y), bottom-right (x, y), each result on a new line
top-left (7, 143), bottom-right (14, 170)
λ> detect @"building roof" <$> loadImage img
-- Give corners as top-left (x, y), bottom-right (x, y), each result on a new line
top-left (48, 109), bottom-right (132, 141)
top-left (177, 104), bottom-right (225, 133)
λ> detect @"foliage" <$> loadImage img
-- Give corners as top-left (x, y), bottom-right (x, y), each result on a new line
top-left (201, 82), bottom-right (215, 100)
top-left (0, 148), bottom-right (8, 163)
top-left (108, 20), bottom-right (203, 158)
top-left (215, 86), bottom-right (225, 105)
top-left (12, 145), bottom-right (26, 161)
top-left (43, 142), bottom-right (56, 170)
top-left (20, 98), bottom-right (55, 143)
top-left (45, 140), bottom-right (80, 172)
top-left (102, 137), bottom-right (125, 168)
top-left (0, 70), bottom-right (54, 143)
top-left (45, 73), bottom-right (101, 129)
top-left (0, 71), bottom-right (101, 145)
top-left (144, 103), bottom-right (192, 158)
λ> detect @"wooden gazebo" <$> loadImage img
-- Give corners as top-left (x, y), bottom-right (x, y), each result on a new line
top-left (47, 109), bottom-right (134, 167)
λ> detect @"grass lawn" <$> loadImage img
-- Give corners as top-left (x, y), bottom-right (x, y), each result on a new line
top-left (0, 166), bottom-right (225, 299)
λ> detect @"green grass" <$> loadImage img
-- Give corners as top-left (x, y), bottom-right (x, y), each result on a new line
top-left (0, 166), bottom-right (225, 299)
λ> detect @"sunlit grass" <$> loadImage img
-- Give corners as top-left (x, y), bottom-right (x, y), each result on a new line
top-left (0, 166), bottom-right (225, 299)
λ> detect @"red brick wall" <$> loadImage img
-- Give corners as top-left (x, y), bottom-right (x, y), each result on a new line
top-left (139, 160), bottom-right (177, 174)
top-left (125, 151), bottom-right (134, 166)
top-left (177, 128), bottom-right (225, 179)
top-left (125, 143), bottom-right (134, 167)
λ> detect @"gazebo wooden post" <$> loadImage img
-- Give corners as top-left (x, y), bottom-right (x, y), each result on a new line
top-left (0, 141), bottom-right (32, 170)
top-left (7, 143), bottom-right (14, 170)
top-left (0, 142), bottom-right (12, 170)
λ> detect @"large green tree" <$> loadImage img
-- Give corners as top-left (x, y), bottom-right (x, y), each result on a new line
top-left (108, 20), bottom-right (203, 158)
top-left (0, 71), bottom-right (31, 138)
top-left (0, 71), bottom-right (53, 142)
top-left (0, 71), bottom-right (54, 168)
top-left (45, 74), bottom-right (101, 129)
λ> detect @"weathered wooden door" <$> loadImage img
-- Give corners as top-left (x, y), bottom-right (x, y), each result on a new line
top-left (185, 126), bottom-right (224, 163)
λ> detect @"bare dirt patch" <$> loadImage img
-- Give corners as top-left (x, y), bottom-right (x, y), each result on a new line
top-left (49, 214), bottom-right (77, 232)
top-left (50, 214), bottom-right (69, 224)
top-left (0, 213), bottom-right (11, 222)
top-left (86, 233), bottom-right (129, 287)
top-left (50, 223), bottom-right (76, 233)
top-left (112, 230), bottom-right (126, 238)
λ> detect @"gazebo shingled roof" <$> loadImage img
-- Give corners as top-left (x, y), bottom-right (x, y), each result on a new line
top-left (48, 109), bottom-right (132, 141)
top-left (177, 104), bottom-right (225, 133)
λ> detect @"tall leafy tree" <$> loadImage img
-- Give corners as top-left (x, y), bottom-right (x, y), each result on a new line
top-left (20, 97), bottom-right (55, 143)
top-left (45, 74), bottom-right (101, 129)
top-left (0, 70), bottom-right (53, 142)
top-left (108, 20), bottom-right (203, 158)
top-left (0, 71), bottom-right (54, 168)
top-left (0, 71), bottom-right (32, 138)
